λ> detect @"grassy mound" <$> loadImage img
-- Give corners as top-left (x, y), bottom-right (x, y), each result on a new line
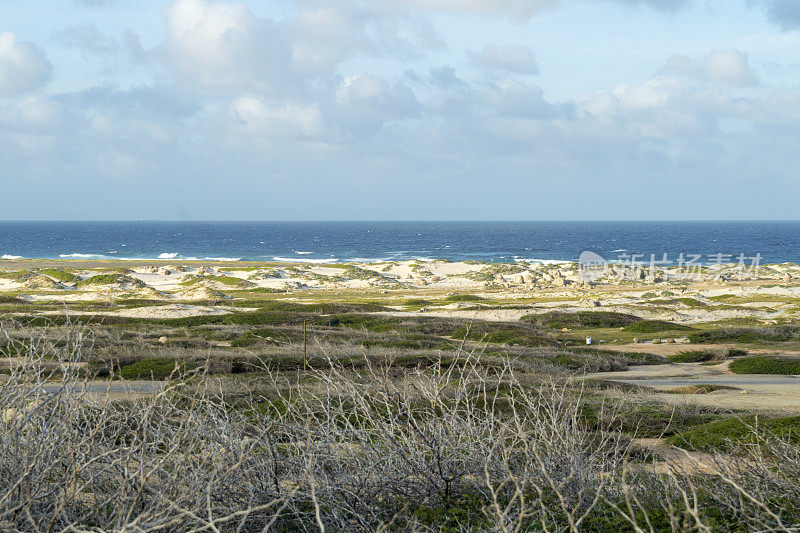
top-left (623, 320), bottom-right (693, 333)
top-left (37, 268), bottom-right (81, 284)
top-left (443, 294), bottom-right (485, 303)
top-left (119, 357), bottom-right (189, 380)
top-left (666, 416), bottom-right (800, 452)
top-left (526, 311), bottom-right (640, 329)
top-left (76, 274), bottom-right (146, 288)
top-left (728, 355), bottom-right (800, 375)
top-left (668, 350), bottom-right (719, 363)
top-left (689, 326), bottom-right (800, 344)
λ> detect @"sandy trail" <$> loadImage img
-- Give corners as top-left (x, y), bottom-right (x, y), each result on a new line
top-left (586, 363), bottom-right (800, 413)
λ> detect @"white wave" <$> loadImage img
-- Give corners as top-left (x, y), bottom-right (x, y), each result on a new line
top-left (611, 249), bottom-right (627, 253)
top-left (1, 254), bottom-right (22, 259)
top-left (272, 256), bottom-right (339, 264)
top-left (203, 257), bottom-right (241, 262)
top-left (519, 258), bottom-right (574, 265)
top-left (295, 251), bottom-right (313, 255)
top-left (59, 253), bottom-right (107, 259)
top-left (158, 252), bottom-right (179, 259)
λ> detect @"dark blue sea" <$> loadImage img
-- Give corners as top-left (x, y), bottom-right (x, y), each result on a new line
top-left (0, 221), bottom-right (798, 265)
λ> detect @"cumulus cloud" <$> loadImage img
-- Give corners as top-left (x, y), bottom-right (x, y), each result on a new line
top-left (372, 0), bottom-right (687, 19)
top-left (469, 44), bottom-right (539, 74)
top-left (0, 32), bottom-right (53, 97)
top-left (230, 96), bottom-right (327, 139)
top-left (334, 74), bottom-right (420, 136)
top-left (759, 0), bottom-right (800, 30)
top-left (56, 24), bottom-right (119, 56)
top-left (161, 0), bottom-right (294, 92)
top-left (663, 48), bottom-right (758, 86)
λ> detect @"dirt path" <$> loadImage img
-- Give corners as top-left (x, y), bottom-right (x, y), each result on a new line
top-left (584, 363), bottom-right (800, 413)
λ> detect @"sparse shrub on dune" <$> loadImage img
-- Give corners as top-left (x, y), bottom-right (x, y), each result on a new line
top-left (729, 355), bottom-right (800, 375)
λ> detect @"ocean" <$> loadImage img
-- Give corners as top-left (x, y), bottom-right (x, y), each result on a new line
top-left (0, 221), bottom-right (798, 265)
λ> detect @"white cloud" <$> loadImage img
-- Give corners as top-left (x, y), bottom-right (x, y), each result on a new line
top-left (56, 24), bottom-right (119, 56)
top-left (664, 48), bottom-right (758, 86)
top-left (759, 0), bottom-right (800, 31)
top-left (469, 44), bottom-right (539, 74)
top-left (161, 0), bottom-right (293, 92)
top-left (0, 32), bottom-right (53, 97)
top-left (334, 74), bottom-right (420, 136)
top-left (230, 96), bottom-right (327, 139)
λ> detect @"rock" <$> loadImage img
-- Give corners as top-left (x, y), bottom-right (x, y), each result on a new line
top-left (632, 338), bottom-right (640, 344)
top-left (652, 338), bottom-right (661, 344)
top-left (514, 274), bottom-right (525, 284)
top-left (158, 336), bottom-right (168, 344)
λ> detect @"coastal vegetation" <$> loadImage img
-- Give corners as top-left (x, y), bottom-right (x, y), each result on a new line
top-left (2, 258), bottom-right (800, 530)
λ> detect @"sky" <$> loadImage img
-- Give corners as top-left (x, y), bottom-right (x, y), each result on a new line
top-left (0, 0), bottom-right (799, 220)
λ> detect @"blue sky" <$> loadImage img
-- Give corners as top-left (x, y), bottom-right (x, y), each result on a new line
top-left (0, 0), bottom-right (799, 220)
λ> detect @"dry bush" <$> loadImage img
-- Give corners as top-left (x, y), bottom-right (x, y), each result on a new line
top-left (0, 323), bottom-right (798, 531)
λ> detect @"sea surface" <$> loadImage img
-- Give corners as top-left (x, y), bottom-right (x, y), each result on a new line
top-left (0, 221), bottom-right (799, 265)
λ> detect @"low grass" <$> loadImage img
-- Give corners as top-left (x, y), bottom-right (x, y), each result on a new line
top-left (728, 355), bottom-right (800, 375)
top-left (668, 350), bottom-right (719, 363)
top-left (0, 270), bottom-right (31, 281)
top-left (689, 326), bottom-right (800, 344)
top-left (119, 357), bottom-right (190, 380)
top-left (665, 384), bottom-right (738, 394)
top-left (76, 274), bottom-right (145, 288)
top-left (623, 320), bottom-right (694, 333)
top-left (37, 268), bottom-right (82, 284)
top-left (524, 311), bottom-right (640, 329)
top-left (666, 415), bottom-right (800, 452)
top-left (182, 275), bottom-right (255, 288)
top-left (443, 294), bottom-right (485, 303)
top-left (451, 325), bottom-right (554, 347)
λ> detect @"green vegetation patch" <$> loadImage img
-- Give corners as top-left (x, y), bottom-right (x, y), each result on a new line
top-left (666, 384), bottom-right (738, 394)
top-left (451, 325), bottom-right (553, 347)
top-left (37, 268), bottom-right (82, 284)
top-left (119, 357), bottom-right (191, 380)
top-left (668, 350), bottom-right (719, 363)
top-left (728, 355), bottom-right (800, 375)
top-left (443, 294), bottom-right (485, 303)
top-left (666, 416), bottom-right (800, 452)
top-left (689, 326), bottom-right (800, 344)
top-left (623, 320), bottom-right (694, 333)
top-left (76, 274), bottom-right (146, 288)
top-left (182, 275), bottom-right (255, 288)
top-left (525, 311), bottom-right (640, 329)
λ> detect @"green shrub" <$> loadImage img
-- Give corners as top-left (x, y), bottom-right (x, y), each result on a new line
top-left (689, 326), bottom-right (800, 344)
top-left (668, 350), bottom-right (718, 363)
top-left (623, 320), bottom-right (693, 333)
top-left (727, 348), bottom-right (748, 357)
top-left (37, 268), bottom-right (82, 284)
top-left (76, 274), bottom-right (145, 288)
top-left (443, 294), bottom-right (485, 303)
top-left (527, 311), bottom-right (640, 329)
top-left (403, 298), bottom-right (432, 306)
top-left (119, 357), bottom-right (189, 380)
top-left (451, 326), bottom-right (553, 347)
top-left (728, 356), bottom-right (800, 375)
top-left (666, 416), bottom-right (800, 452)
